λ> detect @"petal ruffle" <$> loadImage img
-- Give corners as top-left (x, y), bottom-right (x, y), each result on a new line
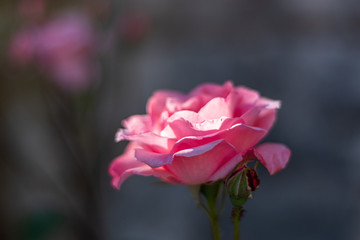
top-left (189, 81), bottom-right (233, 99)
top-left (135, 149), bottom-right (173, 168)
top-left (240, 102), bottom-right (279, 131)
top-left (230, 86), bottom-right (260, 117)
top-left (146, 90), bottom-right (185, 130)
top-left (253, 98), bottom-right (280, 130)
top-left (122, 114), bottom-right (151, 135)
top-left (162, 111), bottom-right (244, 139)
top-left (172, 123), bottom-right (267, 154)
top-left (254, 143), bottom-right (291, 175)
top-left (110, 143), bottom-right (175, 189)
top-left (109, 143), bottom-right (154, 189)
top-left (198, 97), bottom-right (231, 119)
top-left (166, 118), bottom-right (218, 139)
top-left (165, 95), bottom-right (202, 113)
top-left (115, 130), bottom-right (175, 153)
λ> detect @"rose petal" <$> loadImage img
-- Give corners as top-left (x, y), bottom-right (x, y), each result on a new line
top-left (190, 81), bottom-right (233, 98)
top-left (239, 104), bottom-right (261, 123)
top-left (208, 154), bottom-right (243, 181)
top-left (165, 95), bottom-right (202, 113)
top-left (163, 115), bottom-right (244, 139)
top-left (110, 143), bottom-right (176, 189)
top-left (172, 123), bottom-right (267, 153)
top-left (110, 165), bottom-right (154, 190)
top-left (226, 86), bottom-right (261, 118)
top-left (218, 124), bottom-right (267, 152)
top-left (187, 81), bottom-right (234, 110)
top-left (218, 117), bottom-right (245, 130)
top-left (174, 139), bottom-right (225, 158)
top-left (135, 148), bottom-right (173, 168)
top-left (253, 108), bottom-right (277, 131)
top-left (146, 90), bottom-right (184, 125)
top-left (198, 97), bottom-right (231, 119)
top-left (252, 98), bottom-right (280, 130)
top-left (167, 118), bottom-right (218, 139)
top-left (240, 104), bottom-right (277, 131)
top-left (165, 97), bottom-right (183, 113)
top-left (257, 97), bottom-right (281, 109)
top-left (254, 143), bottom-right (291, 175)
top-left (122, 114), bottom-right (151, 135)
top-left (160, 110), bottom-right (202, 139)
top-left (109, 143), bottom-right (154, 189)
top-left (115, 130), bottom-right (175, 153)
top-left (166, 139), bottom-right (239, 184)
top-left (193, 117), bottom-right (242, 131)
top-left (159, 124), bottom-right (177, 138)
top-left (167, 110), bottom-right (204, 123)
top-left (163, 110), bottom-right (218, 138)
top-left (181, 96), bottom-right (202, 111)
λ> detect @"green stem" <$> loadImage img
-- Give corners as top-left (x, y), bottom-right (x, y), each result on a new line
top-left (210, 216), bottom-right (221, 240)
top-left (199, 182), bottom-right (224, 240)
top-left (232, 207), bottom-right (244, 240)
top-left (209, 209), bottom-right (222, 240)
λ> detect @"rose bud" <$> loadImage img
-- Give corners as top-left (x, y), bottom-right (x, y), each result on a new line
top-left (226, 166), bottom-right (260, 208)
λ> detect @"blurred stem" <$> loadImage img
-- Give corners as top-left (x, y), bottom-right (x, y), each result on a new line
top-left (39, 78), bottom-right (100, 240)
top-left (232, 207), bottom-right (244, 240)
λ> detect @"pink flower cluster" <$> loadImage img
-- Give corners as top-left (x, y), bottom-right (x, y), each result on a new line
top-left (110, 82), bottom-right (291, 188)
top-left (9, 12), bottom-right (98, 92)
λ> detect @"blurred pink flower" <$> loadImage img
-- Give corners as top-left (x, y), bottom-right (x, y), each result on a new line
top-left (9, 11), bottom-right (99, 92)
top-left (36, 12), bottom-right (99, 91)
top-left (110, 81), bottom-right (291, 189)
top-left (8, 28), bottom-right (37, 66)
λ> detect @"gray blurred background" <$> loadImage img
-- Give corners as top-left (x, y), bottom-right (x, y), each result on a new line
top-left (1, 0), bottom-right (360, 239)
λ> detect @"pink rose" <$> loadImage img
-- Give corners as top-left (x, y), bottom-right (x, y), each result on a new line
top-left (109, 81), bottom-right (291, 189)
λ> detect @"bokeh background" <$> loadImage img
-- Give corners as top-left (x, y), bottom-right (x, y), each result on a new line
top-left (1, 0), bottom-right (360, 239)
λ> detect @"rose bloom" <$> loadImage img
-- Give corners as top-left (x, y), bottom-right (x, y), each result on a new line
top-left (110, 82), bottom-right (290, 189)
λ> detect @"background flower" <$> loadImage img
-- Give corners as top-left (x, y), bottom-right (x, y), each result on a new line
top-left (9, 11), bottom-right (99, 92)
top-left (36, 12), bottom-right (99, 92)
top-left (8, 27), bottom-right (37, 66)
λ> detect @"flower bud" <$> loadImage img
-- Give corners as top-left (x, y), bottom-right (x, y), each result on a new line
top-left (226, 166), bottom-right (260, 208)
